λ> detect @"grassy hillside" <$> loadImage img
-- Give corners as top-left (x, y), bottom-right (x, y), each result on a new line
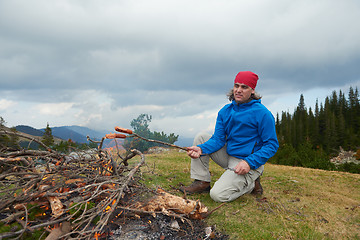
top-left (134, 150), bottom-right (360, 240)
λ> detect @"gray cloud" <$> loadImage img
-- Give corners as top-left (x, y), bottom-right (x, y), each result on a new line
top-left (1, 0), bottom-right (359, 138)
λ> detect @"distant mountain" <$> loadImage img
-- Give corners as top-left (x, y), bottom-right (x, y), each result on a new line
top-left (47, 127), bottom-right (88, 143)
top-left (63, 126), bottom-right (108, 141)
top-left (14, 125), bottom-right (63, 146)
top-left (33, 126), bottom-right (108, 144)
top-left (15, 125), bottom-right (44, 137)
top-left (14, 125), bottom-right (111, 144)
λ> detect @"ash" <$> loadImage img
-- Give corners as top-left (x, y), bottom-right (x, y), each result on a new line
top-left (110, 214), bottom-right (229, 240)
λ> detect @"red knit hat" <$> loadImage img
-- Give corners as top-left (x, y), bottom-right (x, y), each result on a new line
top-left (234, 71), bottom-right (259, 89)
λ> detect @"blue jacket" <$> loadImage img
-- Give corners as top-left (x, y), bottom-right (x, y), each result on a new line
top-left (198, 99), bottom-right (279, 169)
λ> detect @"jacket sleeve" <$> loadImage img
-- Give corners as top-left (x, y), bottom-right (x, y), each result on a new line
top-left (197, 109), bottom-right (227, 154)
top-left (244, 110), bottom-right (279, 169)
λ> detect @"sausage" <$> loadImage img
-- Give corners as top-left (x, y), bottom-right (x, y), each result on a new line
top-left (114, 126), bottom-right (133, 134)
top-left (105, 133), bottom-right (127, 139)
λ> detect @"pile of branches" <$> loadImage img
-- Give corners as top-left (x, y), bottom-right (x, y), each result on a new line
top-left (0, 129), bottom-right (147, 239)
top-left (0, 128), bottom-right (222, 240)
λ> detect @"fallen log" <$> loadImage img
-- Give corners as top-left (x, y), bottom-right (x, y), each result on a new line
top-left (135, 188), bottom-right (208, 220)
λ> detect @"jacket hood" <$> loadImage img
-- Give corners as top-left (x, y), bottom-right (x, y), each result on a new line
top-left (231, 99), bottom-right (261, 107)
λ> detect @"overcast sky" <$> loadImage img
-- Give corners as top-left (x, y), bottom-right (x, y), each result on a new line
top-left (1, 0), bottom-right (360, 139)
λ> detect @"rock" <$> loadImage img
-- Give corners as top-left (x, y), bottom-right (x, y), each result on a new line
top-left (329, 148), bottom-right (359, 165)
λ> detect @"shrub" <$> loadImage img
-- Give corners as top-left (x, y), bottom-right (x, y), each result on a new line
top-left (270, 142), bottom-right (336, 171)
top-left (269, 144), bottom-right (301, 166)
top-left (336, 162), bottom-right (360, 174)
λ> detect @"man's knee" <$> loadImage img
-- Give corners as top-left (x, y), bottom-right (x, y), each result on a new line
top-left (209, 188), bottom-right (229, 202)
top-left (193, 132), bottom-right (211, 145)
top-left (209, 178), bottom-right (250, 202)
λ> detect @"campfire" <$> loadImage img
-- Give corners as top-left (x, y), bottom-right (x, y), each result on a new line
top-left (0, 127), bottom-right (228, 239)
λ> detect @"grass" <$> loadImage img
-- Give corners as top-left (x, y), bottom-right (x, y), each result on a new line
top-left (129, 149), bottom-right (360, 240)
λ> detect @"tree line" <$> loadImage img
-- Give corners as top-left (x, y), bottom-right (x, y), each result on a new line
top-left (271, 86), bottom-right (360, 173)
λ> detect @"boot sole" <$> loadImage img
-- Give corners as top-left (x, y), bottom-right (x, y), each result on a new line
top-left (179, 186), bottom-right (211, 195)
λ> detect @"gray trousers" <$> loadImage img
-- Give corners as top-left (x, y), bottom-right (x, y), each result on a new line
top-left (191, 132), bottom-right (264, 202)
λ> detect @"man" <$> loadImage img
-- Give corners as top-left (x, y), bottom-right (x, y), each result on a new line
top-left (181, 71), bottom-right (279, 202)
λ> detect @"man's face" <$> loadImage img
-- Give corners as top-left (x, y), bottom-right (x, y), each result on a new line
top-left (233, 83), bottom-right (255, 103)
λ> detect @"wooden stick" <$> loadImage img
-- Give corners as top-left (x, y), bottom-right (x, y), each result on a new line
top-left (130, 133), bottom-right (188, 151)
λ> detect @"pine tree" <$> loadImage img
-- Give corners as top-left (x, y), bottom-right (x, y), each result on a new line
top-left (337, 109), bottom-right (346, 148)
top-left (277, 111), bottom-right (288, 144)
top-left (42, 123), bottom-right (54, 148)
top-left (308, 107), bottom-right (317, 145)
top-left (347, 87), bottom-right (359, 146)
top-left (353, 88), bottom-right (360, 146)
top-left (313, 99), bottom-right (321, 148)
top-left (338, 90), bottom-right (347, 113)
top-left (329, 90), bottom-right (339, 114)
top-left (0, 116), bottom-right (5, 127)
top-left (292, 94), bottom-right (309, 149)
top-left (318, 102), bottom-right (326, 149)
top-left (323, 97), bottom-right (333, 152)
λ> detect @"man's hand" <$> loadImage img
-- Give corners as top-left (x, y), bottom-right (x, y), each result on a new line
top-left (186, 146), bottom-right (202, 158)
top-left (234, 160), bottom-right (250, 175)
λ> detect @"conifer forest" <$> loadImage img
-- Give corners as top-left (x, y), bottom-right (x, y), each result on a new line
top-left (271, 86), bottom-right (360, 173)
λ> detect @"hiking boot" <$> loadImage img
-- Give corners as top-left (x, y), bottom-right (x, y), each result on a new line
top-left (179, 180), bottom-right (210, 194)
top-left (251, 177), bottom-right (263, 195)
